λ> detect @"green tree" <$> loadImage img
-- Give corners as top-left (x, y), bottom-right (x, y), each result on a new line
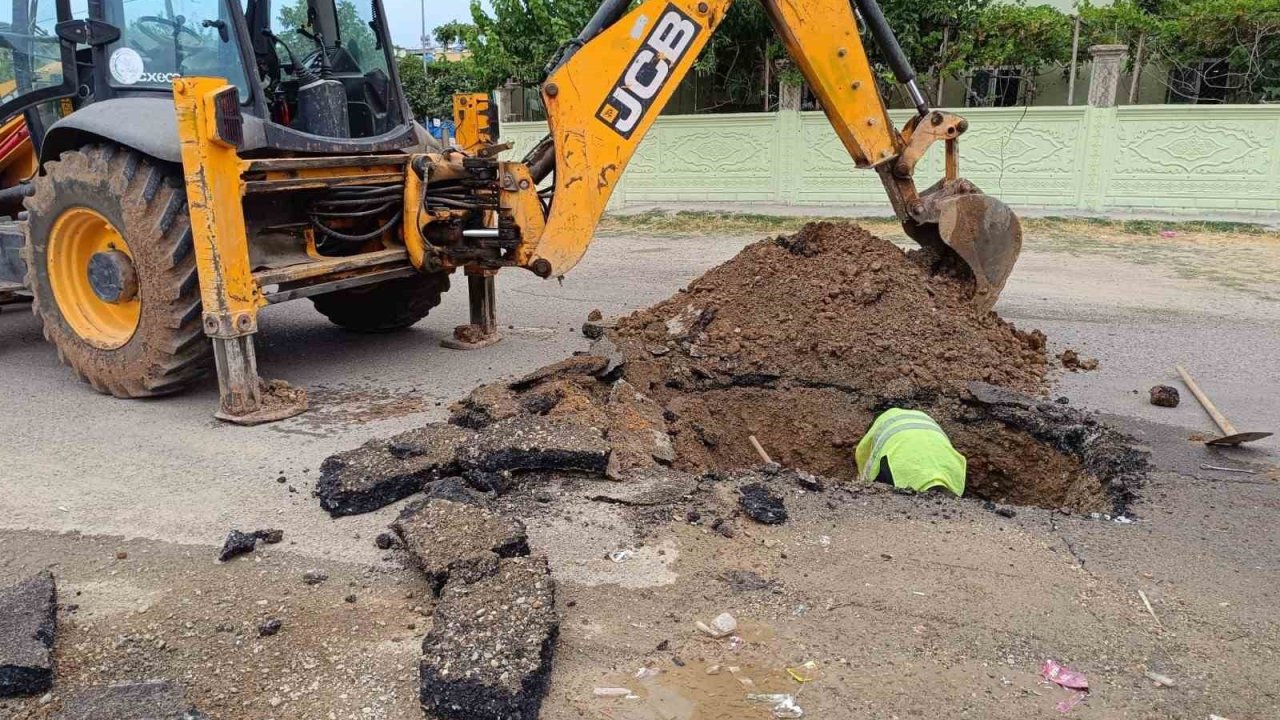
top-left (1154, 0), bottom-right (1280, 101)
top-left (398, 54), bottom-right (484, 119)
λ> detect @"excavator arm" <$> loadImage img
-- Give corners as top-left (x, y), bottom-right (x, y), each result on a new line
top-left (498, 0), bottom-right (1021, 309)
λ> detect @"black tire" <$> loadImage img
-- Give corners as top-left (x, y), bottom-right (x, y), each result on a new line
top-left (22, 144), bottom-right (210, 397)
top-left (311, 272), bottom-right (451, 332)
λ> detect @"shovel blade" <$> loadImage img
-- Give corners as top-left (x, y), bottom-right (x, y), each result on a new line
top-left (936, 192), bottom-right (1022, 312)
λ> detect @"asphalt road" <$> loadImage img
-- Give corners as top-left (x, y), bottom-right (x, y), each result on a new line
top-left (1, 226), bottom-right (1277, 564)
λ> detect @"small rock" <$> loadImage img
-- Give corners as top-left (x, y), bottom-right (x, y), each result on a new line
top-left (257, 618), bottom-right (282, 637)
top-left (792, 471), bottom-right (824, 491)
top-left (254, 529), bottom-right (283, 544)
top-left (276, 475), bottom-right (287, 484)
top-left (533, 490), bottom-right (554, 503)
top-left (586, 309), bottom-right (603, 322)
top-left (374, 532), bottom-right (397, 550)
top-left (302, 570), bottom-right (329, 586)
top-left (217, 530), bottom-right (258, 562)
top-left (344, 595), bottom-right (357, 604)
top-left (115, 551), bottom-right (128, 560)
top-left (738, 483), bottom-right (788, 525)
top-left (1149, 385), bottom-right (1180, 408)
top-left (695, 612), bottom-right (737, 638)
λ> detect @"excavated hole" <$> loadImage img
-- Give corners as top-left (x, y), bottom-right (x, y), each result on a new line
top-left (660, 386), bottom-right (1131, 514)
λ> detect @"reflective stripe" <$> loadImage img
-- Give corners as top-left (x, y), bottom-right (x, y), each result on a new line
top-left (861, 420), bottom-right (947, 481)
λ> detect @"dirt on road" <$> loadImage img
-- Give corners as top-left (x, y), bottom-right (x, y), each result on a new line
top-left (1, 221), bottom-right (1277, 720)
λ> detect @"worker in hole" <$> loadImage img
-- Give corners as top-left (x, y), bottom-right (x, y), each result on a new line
top-left (855, 409), bottom-right (966, 496)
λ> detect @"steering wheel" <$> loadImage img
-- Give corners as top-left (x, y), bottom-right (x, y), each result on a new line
top-left (135, 16), bottom-right (204, 45)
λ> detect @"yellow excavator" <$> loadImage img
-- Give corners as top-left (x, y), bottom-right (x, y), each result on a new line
top-left (0, 0), bottom-right (1020, 423)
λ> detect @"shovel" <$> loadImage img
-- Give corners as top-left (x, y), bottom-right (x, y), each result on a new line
top-left (1175, 365), bottom-right (1272, 446)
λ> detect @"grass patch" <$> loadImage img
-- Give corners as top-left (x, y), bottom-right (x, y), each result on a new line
top-left (600, 209), bottom-right (1279, 241)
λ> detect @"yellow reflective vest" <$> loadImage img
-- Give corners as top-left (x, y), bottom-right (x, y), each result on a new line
top-left (854, 408), bottom-right (966, 496)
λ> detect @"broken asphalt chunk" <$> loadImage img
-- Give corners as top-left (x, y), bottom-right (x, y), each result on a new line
top-left (54, 680), bottom-right (207, 720)
top-left (419, 556), bottom-right (558, 720)
top-left (217, 530), bottom-right (259, 562)
top-left (392, 498), bottom-right (529, 595)
top-left (589, 335), bottom-right (626, 376)
top-left (318, 423), bottom-right (474, 516)
top-left (739, 483), bottom-right (788, 525)
top-left (0, 571), bottom-right (56, 697)
top-left (508, 355), bottom-right (608, 391)
top-left (458, 416), bottom-right (611, 476)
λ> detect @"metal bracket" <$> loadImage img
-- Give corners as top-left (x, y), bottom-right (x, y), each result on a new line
top-left (55, 19), bottom-right (121, 46)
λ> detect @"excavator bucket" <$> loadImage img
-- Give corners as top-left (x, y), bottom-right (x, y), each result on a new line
top-left (907, 179), bottom-right (1022, 312)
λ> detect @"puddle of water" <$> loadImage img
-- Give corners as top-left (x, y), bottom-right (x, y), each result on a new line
top-left (597, 623), bottom-right (807, 720)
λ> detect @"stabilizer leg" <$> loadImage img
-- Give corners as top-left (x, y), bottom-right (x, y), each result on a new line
top-left (442, 268), bottom-right (501, 350)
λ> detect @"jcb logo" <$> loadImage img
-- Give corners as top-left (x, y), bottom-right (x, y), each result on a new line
top-left (596, 5), bottom-right (700, 139)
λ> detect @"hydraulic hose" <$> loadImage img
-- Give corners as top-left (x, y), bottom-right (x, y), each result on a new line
top-left (852, 0), bottom-right (929, 115)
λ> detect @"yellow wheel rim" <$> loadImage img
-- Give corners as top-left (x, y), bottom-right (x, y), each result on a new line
top-left (47, 207), bottom-right (141, 350)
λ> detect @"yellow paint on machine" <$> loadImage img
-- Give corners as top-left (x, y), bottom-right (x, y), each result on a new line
top-left (171, 77), bottom-right (263, 336)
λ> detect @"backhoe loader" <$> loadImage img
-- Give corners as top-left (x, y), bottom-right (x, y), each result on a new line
top-left (0, 0), bottom-right (1021, 424)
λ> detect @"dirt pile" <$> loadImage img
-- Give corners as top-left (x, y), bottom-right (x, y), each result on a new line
top-left (449, 222), bottom-right (1144, 514)
top-left (611, 221), bottom-right (1048, 397)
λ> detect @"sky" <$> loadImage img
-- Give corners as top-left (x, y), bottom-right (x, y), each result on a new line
top-left (381, 0), bottom-right (476, 49)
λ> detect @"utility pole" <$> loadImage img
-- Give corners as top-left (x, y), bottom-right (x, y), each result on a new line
top-left (420, 0), bottom-right (428, 72)
top-left (1067, 14), bottom-right (1081, 105)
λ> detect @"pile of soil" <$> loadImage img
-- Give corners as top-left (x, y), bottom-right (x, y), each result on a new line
top-left (612, 222), bottom-right (1048, 397)
top-left (452, 222), bottom-right (1143, 513)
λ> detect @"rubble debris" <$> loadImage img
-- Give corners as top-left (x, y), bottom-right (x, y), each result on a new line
top-left (302, 570), bottom-right (329, 586)
top-left (425, 476), bottom-right (490, 506)
top-left (1144, 670), bottom-right (1176, 687)
top-left (589, 335), bottom-right (626, 376)
top-left (587, 468), bottom-right (699, 506)
top-left (458, 416), bottom-right (611, 476)
top-left (582, 312), bottom-right (616, 340)
top-left (53, 680), bottom-right (207, 720)
top-left (392, 498), bottom-right (529, 594)
top-left (254, 528), bottom-right (283, 544)
top-left (217, 530), bottom-right (259, 562)
top-left (602, 381), bottom-right (675, 470)
top-left (0, 571), bottom-right (56, 697)
top-left (317, 423), bottom-right (473, 516)
top-left (739, 483), bottom-right (788, 525)
top-left (257, 618), bottom-right (283, 637)
top-left (593, 687), bottom-right (633, 698)
top-left (720, 570), bottom-right (775, 591)
top-left (1149, 385), bottom-right (1180, 408)
top-left (785, 469), bottom-right (823, 491)
top-left (1060, 349), bottom-right (1099, 372)
top-left (509, 355), bottom-right (608, 391)
top-left (695, 612), bottom-right (738, 638)
top-left (419, 556), bottom-right (558, 720)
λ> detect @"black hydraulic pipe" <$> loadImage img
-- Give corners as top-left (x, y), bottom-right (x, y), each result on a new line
top-left (852, 0), bottom-right (929, 115)
top-left (527, 0), bottom-right (632, 183)
top-left (548, 0), bottom-right (632, 73)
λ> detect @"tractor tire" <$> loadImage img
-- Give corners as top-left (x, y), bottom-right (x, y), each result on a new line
top-left (22, 144), bottom-right (210, 397)
top-left (311, 272), bottom-right (450, 332)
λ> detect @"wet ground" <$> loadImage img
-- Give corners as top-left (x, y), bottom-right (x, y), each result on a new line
top-left (1, 217), bottom-right (1278, 719)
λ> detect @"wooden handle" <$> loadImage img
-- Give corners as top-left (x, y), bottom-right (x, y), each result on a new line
top-left (1176, 365), bottom-right (1238, 436)
top-left (748, 435), bottom-right (774, 465)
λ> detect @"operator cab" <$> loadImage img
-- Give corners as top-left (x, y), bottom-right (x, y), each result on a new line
top-left (0, 0), bottom-right (415, 154)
